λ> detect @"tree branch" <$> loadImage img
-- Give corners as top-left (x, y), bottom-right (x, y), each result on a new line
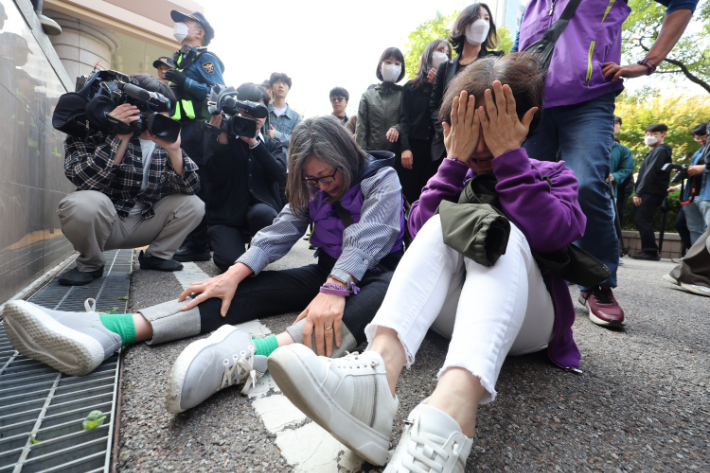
top-left (639, 38), bottom-right (710, 94)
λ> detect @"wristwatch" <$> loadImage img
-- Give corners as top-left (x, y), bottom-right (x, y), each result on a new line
top-left (330, 269), bottom-right (354, 292)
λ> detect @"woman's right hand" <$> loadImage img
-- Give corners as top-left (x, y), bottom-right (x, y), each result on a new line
top-left (441, 91), bottom-right (479, 163)
top-left (109, 104), bottom-right (140, 141)
top-left (178, 263), bottom-right (254, 316)
top-left (427, 68), bottom-right (437, 84)
top-left (401, 150), bottom-right (413, 169)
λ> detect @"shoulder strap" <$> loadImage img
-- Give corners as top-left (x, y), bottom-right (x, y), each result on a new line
top-left (333, 201), bottom-right (355, 228)
top-left (541, 0), bottom-right (582, 44)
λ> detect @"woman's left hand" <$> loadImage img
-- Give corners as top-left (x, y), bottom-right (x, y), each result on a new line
top-left (295, 290), bottom-right (346, 357)
top-left (477, 81), bottom-right (538, 158)
top-left (427, 68), bottom-right (437, 84)
top-left (386, 128), bottom-right (399, 143)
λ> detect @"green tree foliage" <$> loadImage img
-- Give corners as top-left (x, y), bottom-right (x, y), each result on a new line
top-left (615, 87), bottom-right (710, 168)
top-left (403, 11), bottom-right (514, 81)
top-left (622, 0), bottom-right (710, 93)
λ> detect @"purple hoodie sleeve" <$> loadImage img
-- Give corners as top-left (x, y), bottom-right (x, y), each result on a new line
top-left (408, 158), bottom-right (470, 238)
top-left (492, 148), bottom-right (587, 253)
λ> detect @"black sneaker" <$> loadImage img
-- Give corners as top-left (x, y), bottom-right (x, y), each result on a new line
top-left (172, 246), bottom-right (211, 262)
top-left (58, 266), bottom-right (104, 286)
top-left (630, 251), bottom-right (661, 261)
top-left (139, 251), bottom-right (184, 271)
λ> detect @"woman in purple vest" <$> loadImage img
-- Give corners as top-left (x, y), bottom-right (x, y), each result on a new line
top-left (3, 116), bottom-right (405, 414)
top-left (267, 55), bottom-right (587, 470)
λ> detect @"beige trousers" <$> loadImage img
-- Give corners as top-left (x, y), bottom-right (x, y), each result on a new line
top-left (58, 190), bottom-right (205, 272)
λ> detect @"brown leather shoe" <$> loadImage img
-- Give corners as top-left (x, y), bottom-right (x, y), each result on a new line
top-left (578, 286), bottom-right (626, 327)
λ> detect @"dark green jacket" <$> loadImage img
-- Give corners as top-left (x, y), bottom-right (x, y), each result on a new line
top-left (355, 82), bottom-right (402, 152)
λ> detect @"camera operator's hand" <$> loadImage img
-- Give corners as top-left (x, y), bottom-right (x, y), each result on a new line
top-left (109, 104), bottom-right (140, 141)
top-left (442, 91), bottom-right (479, 163)
top-left (239, 135), bottom-right (258, 147)
top-left (140, 123), bottom-right (184, 176)
top-left (163, 69), bottom-right (187, 88)
top-left (209, 113), bottom-right (228, 145)
top-left (688, 165), bottom-right (704, 176)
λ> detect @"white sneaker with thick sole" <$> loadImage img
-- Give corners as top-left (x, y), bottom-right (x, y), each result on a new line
top-left (268, 344), bottom-right (398, 466)
top-left (385, 402), bottom-right (473, 473)
top-left (3, 299), bottom-right (121, 376)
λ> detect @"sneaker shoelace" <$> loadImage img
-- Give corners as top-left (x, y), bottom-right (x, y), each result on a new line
top-left (591, 287), bottom-right (613, 305)
top-left (401, 421), bottom-right (461, 473)
top-left (333, 351), bottom-right (379, 370)
top-left (84, 298), bottom-right (97, 312)
top-left (221, 346), bottom-right (260, 395)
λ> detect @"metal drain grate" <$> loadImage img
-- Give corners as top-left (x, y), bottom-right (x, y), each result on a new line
top-left (0, 250), bottom-right (132, 473)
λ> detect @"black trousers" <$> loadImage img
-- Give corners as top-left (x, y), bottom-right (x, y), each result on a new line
top-left (197, 251), bottom-right (403, 344)
top-left (208, 203), bottom-right (278, 272)
top-left (633, 194), bottom-right (665, 253)
top-left (396, 138), bottom-right (434, 204)
top-left (179, 120), bottom-right (210, 252)
top-left (675, 207), bottom-right (692, 251)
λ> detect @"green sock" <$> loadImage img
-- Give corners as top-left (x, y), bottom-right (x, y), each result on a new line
top-left (99, 314), bottom-right (136, 346)
top-left (252, 335), bottom-right (279, 357)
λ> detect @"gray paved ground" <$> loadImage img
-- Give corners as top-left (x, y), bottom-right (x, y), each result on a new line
top-left (118, 240), bottom-right (710, 472)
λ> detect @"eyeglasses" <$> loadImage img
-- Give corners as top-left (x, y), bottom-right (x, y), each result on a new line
top-left (330, 96), bottom-right (345, 103)
top-left (302, 169), bottom-right (338, 186)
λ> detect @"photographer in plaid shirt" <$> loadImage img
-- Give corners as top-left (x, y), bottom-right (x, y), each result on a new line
top-left (57, 74), bottom-right (204, 286)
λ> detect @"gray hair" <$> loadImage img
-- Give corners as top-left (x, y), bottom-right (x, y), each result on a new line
top-left (287, 115), bottom-right (370, 216)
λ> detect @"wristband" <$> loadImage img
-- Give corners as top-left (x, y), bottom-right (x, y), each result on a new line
top-left (320, 282), bottom-right (351, 297)
top-left (637, 59), bottom-right (657, 75)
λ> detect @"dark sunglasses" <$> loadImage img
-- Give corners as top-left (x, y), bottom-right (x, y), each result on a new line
top-left (330, 96), bottom-right (346, 103)
top-left (302, 169), bottom-right (338, 186)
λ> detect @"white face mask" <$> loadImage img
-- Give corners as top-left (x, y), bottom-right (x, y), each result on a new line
top-left (466, 19), bottom-right (490, 46)
top-left (644, 135), bottom-right (659, 146)
top-left (173, 22), bottom-right (190, 43)
top-left (431, 51), bottom-right (448, 70)
top-left (381, 63), bottom-right (401, 83)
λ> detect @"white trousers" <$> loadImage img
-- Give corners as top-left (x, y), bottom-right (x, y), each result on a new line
top-left (365, 215), bottom-right (555, 403)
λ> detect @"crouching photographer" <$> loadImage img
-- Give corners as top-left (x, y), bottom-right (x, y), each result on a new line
top-left (56, 73), bottom-right (204, 286)
top-left (203, 82), bottom-right (286, 271)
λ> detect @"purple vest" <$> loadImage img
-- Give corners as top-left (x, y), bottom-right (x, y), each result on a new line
top-left (309, 167), bottom-right (405, 261)
top-left (519, 0), bottom-right (630, 108)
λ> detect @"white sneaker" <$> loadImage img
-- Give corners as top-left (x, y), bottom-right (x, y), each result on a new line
top-left (385, 402), bottom-right (473, 473)
top-left (268, 344), bottom-right (398, 465)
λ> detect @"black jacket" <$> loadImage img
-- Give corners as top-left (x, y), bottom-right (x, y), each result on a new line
top-left (430, 51), bottom-right (505, 161)
top-left (635, 143), bottom-right (673, 197)
top-left (400, 81), bottom-right (433, 151)
top-left (204, 135), bottom-right (286, 227)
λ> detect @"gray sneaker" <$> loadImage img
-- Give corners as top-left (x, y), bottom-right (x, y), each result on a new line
top-left (3, 299), bottom-right (121, 376)
top-left (164, 326), bottom-right (268, 414)
top-left (268, 344), bottom-right (398, 466)
top-left (385, 402), bottom-right (473, 473)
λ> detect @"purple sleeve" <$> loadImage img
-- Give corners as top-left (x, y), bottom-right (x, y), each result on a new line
top-left (408, 158), bottom-right (470, 238)
top-left (492, 148), bottom-right (587, 253)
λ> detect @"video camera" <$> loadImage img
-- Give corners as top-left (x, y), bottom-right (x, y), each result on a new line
top-left (204, 85), bottom-right (268, 138)
top-left (53, 70), bottom-right (181, 142)
top-left (661, 163), bottom-right (688, 184)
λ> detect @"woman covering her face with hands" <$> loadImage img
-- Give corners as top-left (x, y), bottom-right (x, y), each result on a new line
top-left (398, 39), bottom-right (451, 203)
top-left (268, 54), bottom-right (590, 472)
top-left (355, 47), bottom-right (406, 155)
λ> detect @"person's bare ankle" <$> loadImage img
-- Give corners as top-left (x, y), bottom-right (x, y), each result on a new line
top-left (276, 332), bottom-right (293, 347)
top-left (370, 327), bottom-right (406, 396)
top-left (427, 368), bottom-right (485, 438)
top-left (133, 313), bottom-right (153, 342)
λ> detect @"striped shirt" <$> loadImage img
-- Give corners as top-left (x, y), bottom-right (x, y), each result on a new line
top-left (64, 133), bottom-right (200, 219)
top-left (238, 167), bottom-right (402, 281)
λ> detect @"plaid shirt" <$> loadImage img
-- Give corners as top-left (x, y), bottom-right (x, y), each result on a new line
top-left (64, 133), bottom-right (201, 219)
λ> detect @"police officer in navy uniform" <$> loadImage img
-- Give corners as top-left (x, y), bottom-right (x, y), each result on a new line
top-left (165, 10), bottom-right (225, 262)
top-left (152, 56), bottom-right (175, 83)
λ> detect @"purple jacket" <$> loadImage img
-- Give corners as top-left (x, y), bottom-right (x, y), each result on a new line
top-left (518, 0), bottom-right (630, 108)
top-left (409, 150), bottom-right (587, 370)
top-left (310, 152), bottom-right (405, 261)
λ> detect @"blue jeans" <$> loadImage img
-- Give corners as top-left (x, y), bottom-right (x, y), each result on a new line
top-left (523, 93), bottom-right (618, 288)
top-left (683, 201), bottom-right (707, 245)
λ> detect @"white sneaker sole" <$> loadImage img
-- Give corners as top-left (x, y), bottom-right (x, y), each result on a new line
top-left (663, 274), bottom-right (679, 286)
top-left (164, 324), bottom-right (238, 414)
top-left (3, 300), bottom-right (104, 376)
top-left (268, 346), bottom-right (391, 466)
top-left (679, 282), bottom-right (710, 297)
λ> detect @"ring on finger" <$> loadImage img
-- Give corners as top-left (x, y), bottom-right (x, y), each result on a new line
top-left (324, 326), bottom-right (333, 331)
